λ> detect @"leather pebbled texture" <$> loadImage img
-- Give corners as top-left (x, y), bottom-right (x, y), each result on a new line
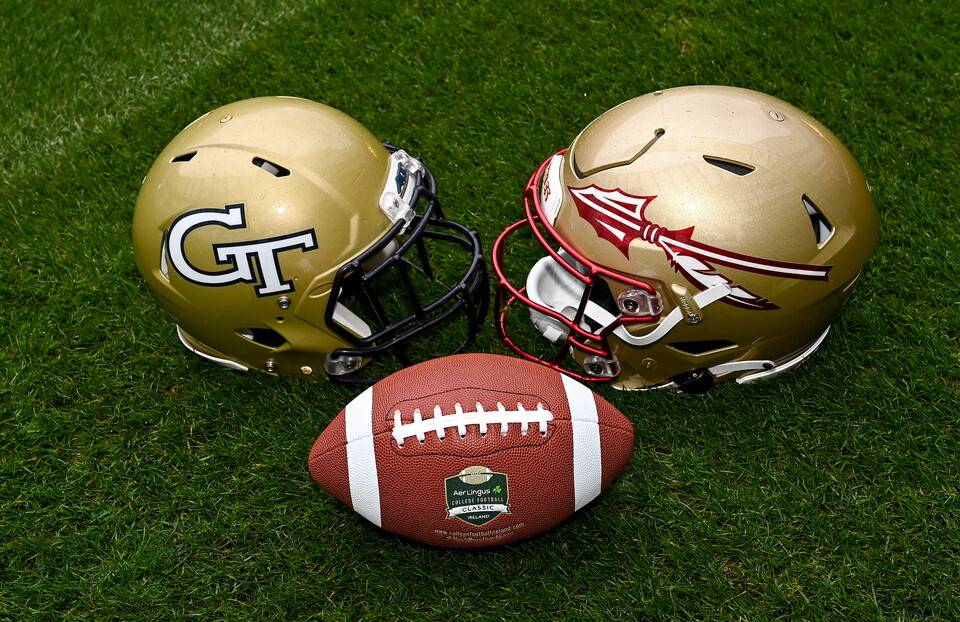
top-left (309, 353), bottom-right (634, 548)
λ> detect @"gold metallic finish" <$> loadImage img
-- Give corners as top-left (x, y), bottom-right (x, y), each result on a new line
top-left (133, 97), bottom-right (395, 375)
top-left (555, 86), bottom-right (878, 389)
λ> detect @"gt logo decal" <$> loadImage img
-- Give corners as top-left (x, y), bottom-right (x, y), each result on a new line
top-left (165, 203), bottom-right (318, 296)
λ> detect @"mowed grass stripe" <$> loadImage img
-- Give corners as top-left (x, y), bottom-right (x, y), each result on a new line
top-left (0, 1), bottom-right (313, 187)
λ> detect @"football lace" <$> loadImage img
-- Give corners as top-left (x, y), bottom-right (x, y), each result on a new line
top-left (392, 402), bottom-right (553, 447)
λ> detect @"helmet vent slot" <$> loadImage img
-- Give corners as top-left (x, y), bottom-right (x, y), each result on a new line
top-left (252, 157), bottom-right (290, 177)
top-left (171, 151), bottom-right (197, 163)
top-left (667, 340), bottom-right (737, 356)
top-left (703, 156), bottom-right (754, 176)
top-left (236, 327), bottom-right (286, 349)
top-left (802, 195), bottom-right (834, 247)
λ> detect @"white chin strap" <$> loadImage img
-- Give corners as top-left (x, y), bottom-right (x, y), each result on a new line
top-left (731, 325), bottom-right (829, 383)
top-left (177, 325), bottom-right (248, 371)
top-left (525, 252), bottom-right (831, 387)
top-left (651, 325), bottom-right (831, 390)
top-left (526, 253), bottom-right (595, 342)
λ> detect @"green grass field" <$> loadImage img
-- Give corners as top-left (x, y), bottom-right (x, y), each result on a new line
top-left (2, 1), bottom-right (959, 619)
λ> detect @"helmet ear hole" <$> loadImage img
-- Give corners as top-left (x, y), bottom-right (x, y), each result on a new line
top-left (236, 327), bottom-right (286, 349)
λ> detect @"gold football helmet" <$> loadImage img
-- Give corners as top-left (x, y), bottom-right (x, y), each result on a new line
top-left (493, 86), bottom-right (879, 392)
top-left (134, 97), bottom-right (486, 381)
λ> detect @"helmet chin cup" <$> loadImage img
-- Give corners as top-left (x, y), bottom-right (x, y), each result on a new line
top-left (525, 252), bottom-right (591, 343)
top-left (529, 308), bottom-right (569, 343)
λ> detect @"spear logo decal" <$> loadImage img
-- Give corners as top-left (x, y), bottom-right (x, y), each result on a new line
top-left (568, 185), bottom-right (831, 310)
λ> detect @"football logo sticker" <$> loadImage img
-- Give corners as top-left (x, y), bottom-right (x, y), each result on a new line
top-left (444, 466), bottom-right (510, 526)
top-left (165, 203), bottom-right (318, 296)
top-left (568, 185), bottom-right (832, 310)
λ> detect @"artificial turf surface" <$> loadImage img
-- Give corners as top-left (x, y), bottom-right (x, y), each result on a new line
top-left (2, 1), bottom-right (959, 619)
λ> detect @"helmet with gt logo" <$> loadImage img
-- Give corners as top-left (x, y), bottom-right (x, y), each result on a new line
top-left (492, 86), bottom-right (878, 392)
top-left (133, 97), bottom-right (487, 381)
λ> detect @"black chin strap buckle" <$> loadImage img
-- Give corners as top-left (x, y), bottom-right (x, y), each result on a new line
top-left (671, 368), bottom-right (715, 394)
